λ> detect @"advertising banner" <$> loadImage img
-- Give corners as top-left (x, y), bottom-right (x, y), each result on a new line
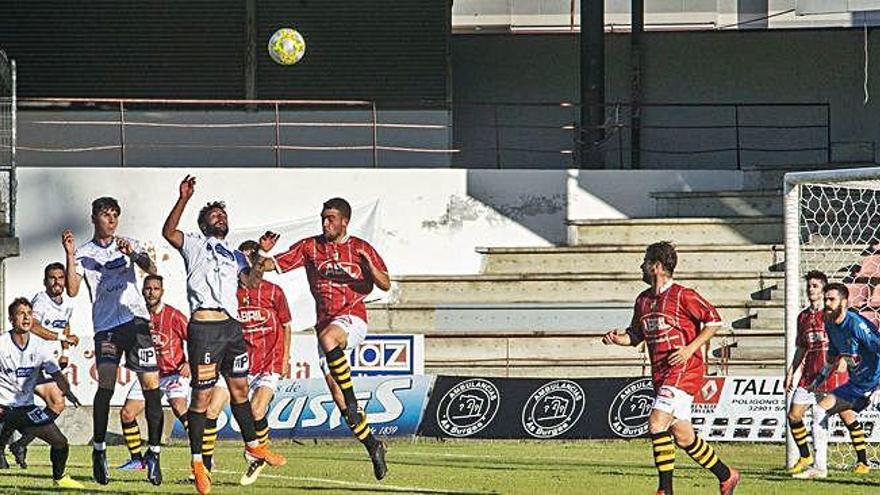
top-left (172, 375), bottom-right (433, 439)
top-left (418, 376), bottom-right (635, 439)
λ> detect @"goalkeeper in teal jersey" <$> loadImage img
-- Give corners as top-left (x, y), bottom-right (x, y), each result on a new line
top-left (796, 282), bottom-right (880, 478)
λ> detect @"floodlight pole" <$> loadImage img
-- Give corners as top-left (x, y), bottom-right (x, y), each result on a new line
top-left (580, 0), bottom-right (605, 168)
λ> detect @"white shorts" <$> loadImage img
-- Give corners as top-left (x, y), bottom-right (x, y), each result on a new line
top-left (126, 373), bottom-right (191, 402)
top-left (318, 315), bottom-right (368, 375)
top-left (652, 385), bottom-right (694, 421)
top-left (213, 372), bottom-right (280, 394)
top-left (792, 386), bottom-right (818, 406)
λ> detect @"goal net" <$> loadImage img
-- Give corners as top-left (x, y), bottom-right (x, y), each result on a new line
top-left (785, 166), bottom-right (880, 469)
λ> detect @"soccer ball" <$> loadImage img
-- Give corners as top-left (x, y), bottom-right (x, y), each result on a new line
top-left (268, 28), bottom-right (306, 66)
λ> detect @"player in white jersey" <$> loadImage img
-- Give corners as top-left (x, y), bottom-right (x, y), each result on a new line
top-left (0, 297), bottom-right (83, 488)
top-left (5, 262), bottom-right (81, 468)
top-left (62, 196), bottom-right (164, 486)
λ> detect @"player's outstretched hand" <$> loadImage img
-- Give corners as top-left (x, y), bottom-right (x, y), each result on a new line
top-left (259, 231), bottom-right (280, 252)
top-left (602, 330), bottom-right (625, 346)
top-left (116, 237), bottom-right (134, 255)
top-left (179, 362), bottom-right (191, 379)
top-left (65, 390), bottom-right (82, 408)
top-left (61, 230), bottom-right (76, 255)
top-left (180, 175), bottom-right (196, 200)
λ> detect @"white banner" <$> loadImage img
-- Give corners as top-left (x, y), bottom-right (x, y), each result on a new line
top-left (690, 375), bottom-right (880, 443)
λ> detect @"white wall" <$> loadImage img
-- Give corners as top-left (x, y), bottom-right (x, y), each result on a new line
top-left (6, 167), bottom-right (738, 331)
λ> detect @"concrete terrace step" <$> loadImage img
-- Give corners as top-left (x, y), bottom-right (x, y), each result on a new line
top-left (389, 271), bottom-right (783, 305)
top-left (652, 189), bottom-right (782, 218)
top-left (422, 332), bottom-right (782, 378)
top-left (368, 302), bottom-right (760, 333)
top-left (566, 216), bottom-right (783, 246)
top-left (478, 244), bottom-right (785, 274)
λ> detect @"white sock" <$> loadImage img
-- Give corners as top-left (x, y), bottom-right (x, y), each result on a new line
top-left (246, 439), bottom-right (260, 448)
top-left (812, 405), bottom-right (830, 472)
top-left (93, 442), bottom-right (106, 451)
top-left (149, 445), bottom-right (160, 454)
top-left (192, 453), bottom-right (203, 462)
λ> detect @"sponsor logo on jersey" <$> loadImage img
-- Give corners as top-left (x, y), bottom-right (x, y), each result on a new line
top-left (15, 367), bottom-right (34, 378)
top-left (521, 380), bottom-right (585, 439)
top-left (239, 306), bottom-right (272, 328)
top-left (608, 378), bottom-right (654, 438)
top-left (317, 259), bottom-right (363, 283)
top-left (436, 378), bottom-right (500, 437)
top-left (104, 256), bottom-right (128, 270)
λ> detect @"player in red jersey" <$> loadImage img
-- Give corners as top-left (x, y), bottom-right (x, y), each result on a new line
top-left (235, 240), bottom-right (292, 485)
top-left (117, 275), bottom-right (191, 470)
top-left (785, 270), bottom-right (851, 477)
top-left (603, 242), bottom-right (740, 495)
top-left (256, 197), bottom-right (390, 480)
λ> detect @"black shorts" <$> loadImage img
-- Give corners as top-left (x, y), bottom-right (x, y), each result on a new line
top-left (187, 318), bottom-right (249, 390)
top-left (0, 405), bottom-right (54, 431)
top-left (94, 318), bottom-right (159, 373)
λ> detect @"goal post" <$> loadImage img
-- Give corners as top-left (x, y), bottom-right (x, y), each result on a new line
top-left (784, 166), bottom-right (880, 469)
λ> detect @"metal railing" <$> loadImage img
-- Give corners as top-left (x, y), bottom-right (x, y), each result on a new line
top-left (453, 101), bottom-right (833, 169)
top-left (0, 51), bottom-right (15, 236)
top-left (15, 97), bottom-right (834, 169)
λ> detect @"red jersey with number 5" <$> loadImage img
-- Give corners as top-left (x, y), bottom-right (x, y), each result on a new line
top-left (273, 235), bottom-right (387, 331)
top-left (149, 304), bottom-right (188, 377)
top-left (237, 279), bottom-right (292, 375)
top-left (797, 307), bottom-right (848, 391)
top-left (626, 282), bottom-right (722, 396)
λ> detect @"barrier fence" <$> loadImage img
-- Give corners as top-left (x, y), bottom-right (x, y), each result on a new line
top-left (170, 374), bottom-right (875, 443)
top-left (16, 97), bottom-right (833, 169)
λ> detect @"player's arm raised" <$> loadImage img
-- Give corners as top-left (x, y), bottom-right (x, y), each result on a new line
top-left (61, 230), bottom-right (82, 297)
top-left (162, 175), bottom-right (196, 250)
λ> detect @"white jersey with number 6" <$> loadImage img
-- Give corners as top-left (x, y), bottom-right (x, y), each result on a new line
top-left (0, 332), bottom-right (60, 407)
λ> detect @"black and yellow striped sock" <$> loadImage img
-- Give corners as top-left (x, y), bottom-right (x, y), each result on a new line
top-left (651, 432), bottom-right (675, 494)
top-left (349, 409), bottom-right (379, 451)
top-left (326, 347), bottom-right (358, 412)
top-left (847, 421), bottom-right (868, 465)
top-left (685, 437), bottom-right (731, 482)
top-left (789, 419), bottom-right (812, 459)
top-left (203, 417), bottom-right (218, 471)
top-left (121, 420), bottom-right (143, 460)
top-left (255, 417), bottom-right (270, 446)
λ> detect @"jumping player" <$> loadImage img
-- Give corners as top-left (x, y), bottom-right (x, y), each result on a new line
top-left (256, 197), bottom-right (389, 480)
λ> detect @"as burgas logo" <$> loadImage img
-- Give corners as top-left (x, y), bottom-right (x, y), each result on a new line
top-left (436, 378), bottom-right (500, 437)
top-left (608, 378), bottom-right (654, 438)
top-left (521, 380), bottom-right (585, 439)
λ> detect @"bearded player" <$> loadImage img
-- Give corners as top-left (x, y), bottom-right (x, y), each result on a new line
top-left (603, 241), bottom-right (740, 495)
top-left (795, 283), bottom-right (880, 479)
top-left (785, 271), bottom-right (849, 477)
top-left (256, 197), bottom-right (389, 480)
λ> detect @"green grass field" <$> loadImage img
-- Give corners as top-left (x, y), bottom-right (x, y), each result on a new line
top-left (0, 439), bottom-right (878, 494)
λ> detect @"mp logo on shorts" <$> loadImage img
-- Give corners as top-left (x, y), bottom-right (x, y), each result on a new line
top-left (436, 378), bottom-right (500, 437)
top-left (608, 378), bottom-right (654, 438)
top-left (521, 380), bottom-right (585, 439)
top-left (138, 348), bottom-right (157, 367)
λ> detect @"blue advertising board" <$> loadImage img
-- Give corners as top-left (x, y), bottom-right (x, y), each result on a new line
top-left (173, 375), bottom-right (433, 439)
